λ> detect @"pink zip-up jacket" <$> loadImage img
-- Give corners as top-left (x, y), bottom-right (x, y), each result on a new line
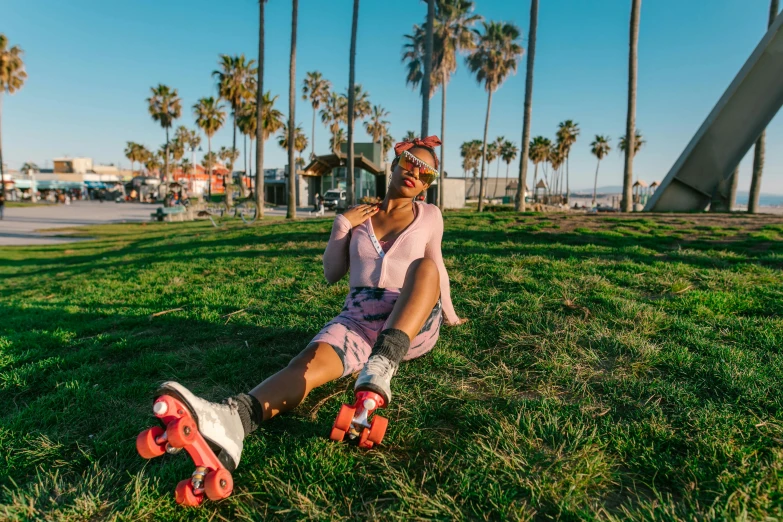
top-left (323, 202), bottom-right (460, 325)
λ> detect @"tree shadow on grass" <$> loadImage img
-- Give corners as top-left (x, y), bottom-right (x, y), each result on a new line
top-left (0, 300), bottom-right (349, 476)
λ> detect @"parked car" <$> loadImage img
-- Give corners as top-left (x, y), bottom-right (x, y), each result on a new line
top-left (323, 189), bottom-right (347, 210)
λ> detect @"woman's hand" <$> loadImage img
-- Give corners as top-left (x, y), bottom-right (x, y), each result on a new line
top-left (342, 204), bottom-right (379, 228)
top-left (448, 317), bottom-right (469, 327)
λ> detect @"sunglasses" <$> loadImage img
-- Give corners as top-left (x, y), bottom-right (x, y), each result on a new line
top-left (397, 150), bottom-right (439, 184)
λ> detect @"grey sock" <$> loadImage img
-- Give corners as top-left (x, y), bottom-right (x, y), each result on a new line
top-left (229, 393), bottom-right (264, 437)
top-left (371, 328), bottom-right (411, 364)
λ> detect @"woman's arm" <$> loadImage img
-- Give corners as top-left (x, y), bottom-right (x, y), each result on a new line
top-left (323, 214), bottom-right (352, 283)
top-left (423, 206), bottom-right (461, 325)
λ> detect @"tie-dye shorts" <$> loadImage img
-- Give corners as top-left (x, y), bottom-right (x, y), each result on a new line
top-left (310, 287), bottom-right (443, 377)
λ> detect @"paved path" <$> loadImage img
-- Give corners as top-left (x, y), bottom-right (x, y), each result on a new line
top-left (0, 201), bottom-right (334, 246)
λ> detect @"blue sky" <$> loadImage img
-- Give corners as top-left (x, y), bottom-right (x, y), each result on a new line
top-left (3, 0), bottom-right (782, 193)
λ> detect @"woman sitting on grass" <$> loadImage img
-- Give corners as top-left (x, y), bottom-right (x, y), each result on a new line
top-left (157, 135), bottom-right (466, 471)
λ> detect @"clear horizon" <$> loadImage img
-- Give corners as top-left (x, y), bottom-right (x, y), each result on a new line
top-left (3, 0), bottom-right (782, 193)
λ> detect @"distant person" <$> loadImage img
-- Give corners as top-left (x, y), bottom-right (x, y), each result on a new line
top-left (0, 193), bottom-right (4, 220)
top-left (313, 192), bottom-right (320, 212)
top-left (148, 135), bottom-right (467, 477)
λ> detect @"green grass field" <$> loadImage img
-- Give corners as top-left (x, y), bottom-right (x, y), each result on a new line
top-left (1, 212), bottom-right (782, 520)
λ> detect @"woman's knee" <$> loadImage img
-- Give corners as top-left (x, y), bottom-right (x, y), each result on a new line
top-left (287, 342), bottom-right (343, 384)
top-left (406, 257), bottom-right (439, 282)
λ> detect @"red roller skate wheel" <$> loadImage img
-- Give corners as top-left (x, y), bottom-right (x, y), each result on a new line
top-left (175, 479), bottom-right (203, 507)
top-left (136, 426), bottom-right (167, 459)
top-left (167, 418), bottom-right (197, 449)
top-left (329, 426), bottom-right (346, 441)
top-left (333, 405), bottom-right (355, 432)
top-left (204, 468), bottom-right (233, 501)
top-left (367, 415), bottom-right (388, 445)
top-left (358, 428), bottom-right (374, 449)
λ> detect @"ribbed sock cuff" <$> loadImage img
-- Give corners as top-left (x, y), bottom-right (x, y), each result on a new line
top-left (371, 328), bottom-right (411, 365)
top-left (232, 393), bottom-right (264, 437)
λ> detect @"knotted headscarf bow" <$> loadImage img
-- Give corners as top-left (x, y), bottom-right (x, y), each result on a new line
top-left (393, 135), bottom-right (443, 168)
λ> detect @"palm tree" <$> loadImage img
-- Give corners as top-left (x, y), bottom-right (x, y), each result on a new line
top-left (516, 0), bottom-right (538, 211)
top-left (20, 162), bottom-right (39, 175)
top-left (201, 151), bottom-right (218, 172)
top-left (213, 54), bottom-right (257, 176)
top-left (500, 140), bottom-right (517, 200)
top-left (261, 91), bottom-right (285, 140)
top-left (404, 130), bottom-right (417, 141)
top-left (346, 0), bottom-right (360, 206)
top-left (492, 136), bottom-right (506, 197)
top-left (331, 128), bottom-right (346, 153)
top-left (255, 0), bottom-right (267, 212)
top-left (278, 122), bottom-right (309, 171)
top-left (0, 34), bottom-right (27, 201)
top-left (125, 142), bottom-right (138, 175)
top-left (321, 92), bottom-right (348, 153)
top-left (556, 120), bottom-right (579, 204)
top-left (460, 139), bottom-right (483, 194)
top-left (590, 135), bottom-right (611, 206)
top-left (421, 0), bottom-right (435, 136)
top-left (364, 104), bottom-right (390, 159)
top-left (137, 146), bottom-right (152, 174)
top-left (529, 136), bottom-right (550, 200)
top-left (193, 96), bottom-right (227, 199)
top-left (381, 133), bottom-right (395, 160)
top-left (485, 141), bottom-right (499, 197)
top-left (180, 158), bottom-right (192, 177)
top-left (302, 71), bottom-right (332, 159)
top-left (278, 122), bottom-right (308, 152)
top-left (748, 0), bottom-right (780, 214)
top-left (549, 143), bottom-right (564, 198)
top-left (403, 1), bottom-right (481, 209)
top-left (219, 146), bottom-right (240, 202)
top-left (618, 131), bottom-right (645, 157)
top-left (622, 0), bottom-right (642, 212)
top-left (286, 0), bottom-right (299, 219)
top-left (467, 21), bottom-right (523, 212)
top-left (237, 100), bottom-right (258, 190)
top-left (147, 84), bottom-right (181, 183)
top-left (145, 151), bottom-right (163, 174)
top-left (174, 127), bottom-right (201, 175)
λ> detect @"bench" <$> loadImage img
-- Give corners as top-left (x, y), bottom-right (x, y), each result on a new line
top-left (151, 206), bottom-right (187, 222)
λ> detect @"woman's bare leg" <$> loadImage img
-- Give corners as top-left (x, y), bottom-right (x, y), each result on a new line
top-left (246, 259), bottom-right (439, 421)
top-left (248, 341), bottom-right (344, 421)
top-left (385, 257), bottom-right (441, 339)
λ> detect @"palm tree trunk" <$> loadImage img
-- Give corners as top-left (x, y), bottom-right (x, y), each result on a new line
top-left (477, 90), bottom-right (493, 212)
top-left (0, 93), bottom-right (5, 202)
top-left (566, 154), bottom-right (571, 204)
top-left (421, 0), bottom-right (434, 137)
top-left (346, 0), bottom-right (360, 207)
top-left (505, 162), bottom-right (510, 202)
top-left (243, 133), bottom-right (248, 196)
top-left (287, 0), bottom-right (298, 219)
top-left (532, 162), bottom-right (539, 202)
top-left (728, 165), bottom-right (738, 210)
top-left (439, 76), bottom-right (446, 211)
top-left (517, 0), bottom-right (538, 212)
top-left (208, 136), bottom-right (213, 199)
top-left (592, 159), bottom-right (601, 206)
top-left (255, 1), bottom-right (266, 215)
top-left (311, 106), bottom-right (316, 159)
top-left (164, 127), bottom-right (171, 186)
top-left (622, 0), bottom-right (641, 212)
top-left (749, 136), bottom-right (764, 213)
top-left (748, 0), bottom-right (778, 214)
top-left (232, 116), bottom-right (238, 179)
